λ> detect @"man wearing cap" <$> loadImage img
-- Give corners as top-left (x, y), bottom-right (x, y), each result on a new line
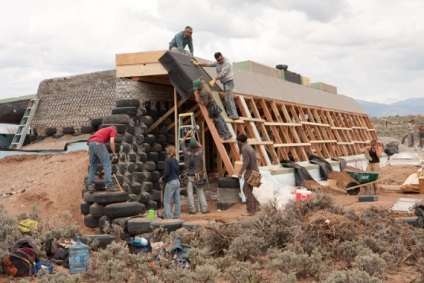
top-left (193, 77), bottom-right (232, 141)
top-left (237, 134), bottom-right (261, 216)
top-left (180, 130), bottom-right (209, 214)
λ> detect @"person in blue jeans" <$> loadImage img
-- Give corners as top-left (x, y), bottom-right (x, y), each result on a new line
top-left (196, 52), bottom-right (239, 120)
top-left (87, 126), bottom-right (119, 192)
top-left (181, 130), bottom-right (209, 214)
top-left (162, 145), bottom-right (181, 219)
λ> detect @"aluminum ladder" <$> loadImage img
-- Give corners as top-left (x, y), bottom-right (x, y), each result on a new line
top-left (9, 98), bottom-right (39, 149)
top-left (177, 112), bottom-right (211, 197)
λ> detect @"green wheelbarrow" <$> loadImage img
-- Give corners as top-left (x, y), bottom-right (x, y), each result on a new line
top-left (344, 169), bottom-right (379, 195)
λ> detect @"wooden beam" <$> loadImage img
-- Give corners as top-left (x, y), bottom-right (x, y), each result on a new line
top-left (193, 91), bottom-right (238, 175)
top-left (309, 140), bottom-right (338, 143)
top-left (132, 75), bottom-right (171, 86)
top-left (264, 122), bottom-right (302, 126)
top-left (147, 97), bottom-right (188, 133)
top-left (274, 143), bottom-right (311, 147)
top-left (301, 121), bottom-right (331, 127)
top-left (116, 63), bottom-right (168, 78)
top-left (115, 50), bottom-right (167, 66)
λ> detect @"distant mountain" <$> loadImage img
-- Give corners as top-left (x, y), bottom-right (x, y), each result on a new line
top-left (356, 97), bottom-right (424, 118)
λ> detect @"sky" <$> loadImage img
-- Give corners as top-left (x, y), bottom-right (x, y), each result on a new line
top-left (0, 0), bottom-right (423, 104)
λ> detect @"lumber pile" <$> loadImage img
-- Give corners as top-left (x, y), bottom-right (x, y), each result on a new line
top-left (401, 169), bottom-right (424, 193)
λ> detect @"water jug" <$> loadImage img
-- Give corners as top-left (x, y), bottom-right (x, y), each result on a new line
top-left (69, 236), bottom-right (89, 274)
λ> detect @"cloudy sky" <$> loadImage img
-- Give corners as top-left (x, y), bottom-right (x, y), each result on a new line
top-left (1, 0), bottom-right (423, 103)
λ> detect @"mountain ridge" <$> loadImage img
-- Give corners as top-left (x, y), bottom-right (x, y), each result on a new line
top-left (356, 97), bottom-right (424, 118)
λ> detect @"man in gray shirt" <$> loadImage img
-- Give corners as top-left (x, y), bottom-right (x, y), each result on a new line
top-left (196, 52), bottom-right (238, 120)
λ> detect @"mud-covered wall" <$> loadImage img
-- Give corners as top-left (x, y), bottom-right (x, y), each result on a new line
top-left (31, 70), bottom-right (174, 135)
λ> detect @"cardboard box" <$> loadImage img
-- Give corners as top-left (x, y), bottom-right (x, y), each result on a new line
top-left (419, 178), bottom-right (424, 193)
top-left (327, 179), bottom-right (337, 187)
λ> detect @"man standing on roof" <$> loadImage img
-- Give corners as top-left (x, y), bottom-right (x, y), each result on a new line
top-left (87, 126), bottom-right (120, 193)
top-left (193, 77), bottom-right (232, 141)
top-left (180, 130), bottom-right (209, 215)
top-left (169, 26), bottom-right (194, 56)
top-left (194, 52), bottom-right (239, 120)
top-left (237, 134), bottom-right (261, 216)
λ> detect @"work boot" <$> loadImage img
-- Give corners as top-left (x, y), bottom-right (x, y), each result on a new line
top-left (87, 187), bottom-right (96, 194)
top-left (189, 211), bottom-right (196, 215)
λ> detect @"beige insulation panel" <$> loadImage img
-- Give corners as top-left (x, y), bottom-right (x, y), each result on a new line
top-left (204, 67), bottom-right (365, 115)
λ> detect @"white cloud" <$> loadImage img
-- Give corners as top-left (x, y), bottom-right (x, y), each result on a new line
top-left (0, 0), bottom-right (423, 104)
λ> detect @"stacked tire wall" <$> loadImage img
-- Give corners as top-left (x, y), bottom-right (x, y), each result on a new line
top-left (81, 97), bottom-right (177, 233)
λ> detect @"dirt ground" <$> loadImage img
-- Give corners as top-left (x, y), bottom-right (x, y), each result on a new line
top-left (0, 136), bottom-right (423, 237)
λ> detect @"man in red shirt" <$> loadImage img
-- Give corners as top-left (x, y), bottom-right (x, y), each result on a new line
top-left (87, 126), bottom-right (119, 192)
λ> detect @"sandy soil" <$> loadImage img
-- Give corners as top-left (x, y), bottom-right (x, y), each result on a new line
top-left (0, 136), bottom-right (423, 236)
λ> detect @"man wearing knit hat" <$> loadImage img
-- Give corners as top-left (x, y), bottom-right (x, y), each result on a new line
top-left (237, 134), bottom-right (261, 216)
top-left (180, 130), bottom-right (209, 214)
top-left (193, 77), bottom-right (232, 141)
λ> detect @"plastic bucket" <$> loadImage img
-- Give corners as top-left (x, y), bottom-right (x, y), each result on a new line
top-left (295, 189), bottom-right (311, 201)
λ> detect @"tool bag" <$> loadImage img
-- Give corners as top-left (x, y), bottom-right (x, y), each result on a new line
top-left (194, 171), bottom-right (206, 186)
top-left (246, 170), bottom-right (262, 187)
top-left (207, 100), bottom-right (222, 118)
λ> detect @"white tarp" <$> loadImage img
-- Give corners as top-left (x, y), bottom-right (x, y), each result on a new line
top-left (0, 123), bottom-right (19, 134)
top-left (389, 153), bottom-right (422, 166)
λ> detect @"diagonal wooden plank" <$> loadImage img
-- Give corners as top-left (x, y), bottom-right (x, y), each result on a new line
top-left (193, 91), bottom-right (239, 175)
top-left (149, 96), bottom-right (188, 133)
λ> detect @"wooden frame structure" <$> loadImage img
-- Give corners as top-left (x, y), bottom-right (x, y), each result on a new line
top-left (116, 51), bottom-right (377, 176)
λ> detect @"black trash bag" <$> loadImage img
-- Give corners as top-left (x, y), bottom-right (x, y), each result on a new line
top-left (308, 154), bottom-right (333, 180)
top-left (384, 147), bottom-right (399, 157)
top-left (414, 205), bottom-right (424, 228)
top-left (331, 157), bottom-right (347, 171)
top-left (280, 159), bottom-right (315, 186)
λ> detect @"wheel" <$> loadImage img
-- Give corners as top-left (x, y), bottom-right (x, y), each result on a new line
top-left (80, 202), bottom-right (91, 215)
top-left (346, 181), bottom-right (360, 195)
top-left (93, 191), bottom-right (129, 205)
top-left (89, 203), bottom-right (106, 217)
top-left (150, 219), bottom-right (185, 232)
top-left (115, 98), bottom-right (140, 108)
top-left (83, 214), bottom-right (100, 228)
top-left (102, 114), bottom-right (131, 125)
top-left (112, 107), bottom-right (138, 117)
top-left (104, 202), bottom-right (145, 218)
top-left (127, 217), bottom-right (152, 234)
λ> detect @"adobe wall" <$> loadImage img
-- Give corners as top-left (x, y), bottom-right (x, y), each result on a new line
top-left (31, 70), bottom-right (174, 135)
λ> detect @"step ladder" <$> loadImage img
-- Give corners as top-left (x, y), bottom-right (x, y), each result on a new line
top-left (177, 112), bottom-right (211, 198)
top-left (9, 98), bottom-right (39, 149)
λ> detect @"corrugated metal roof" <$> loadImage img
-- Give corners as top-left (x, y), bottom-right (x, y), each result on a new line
top-left (204, 66), bottom-right (365, 114)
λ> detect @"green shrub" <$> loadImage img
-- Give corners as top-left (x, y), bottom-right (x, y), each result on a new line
top-left (353, 254), bottom-right (387, 278)
top-left (324, 268), bottom-right (382, 283)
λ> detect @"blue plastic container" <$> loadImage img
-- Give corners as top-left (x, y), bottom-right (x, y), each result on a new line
top-left (69, 236), bottom-right (89, 274)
